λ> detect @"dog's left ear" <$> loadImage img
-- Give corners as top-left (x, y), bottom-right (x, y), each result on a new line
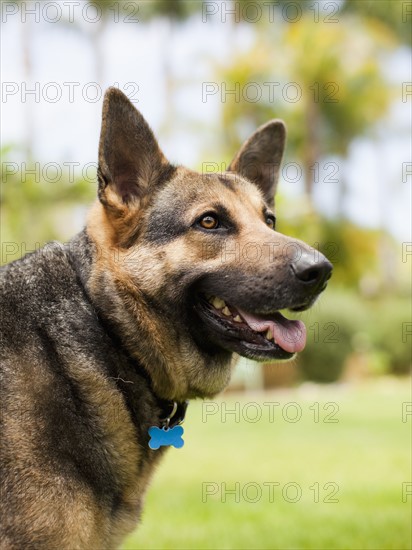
top-left (227, 120), bottom-right (286, 205)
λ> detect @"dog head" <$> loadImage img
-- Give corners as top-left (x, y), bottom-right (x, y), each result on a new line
top-left (87, 88), bottom-right (332, 400)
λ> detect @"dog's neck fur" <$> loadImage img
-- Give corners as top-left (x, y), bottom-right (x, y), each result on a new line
top-left (66, 228), bottom-right (188, 424)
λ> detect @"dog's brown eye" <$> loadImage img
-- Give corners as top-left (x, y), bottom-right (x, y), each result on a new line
top-left (199, 215), bottom-right (219, 230)
top-left (266, 216), bottom-right (276, 230)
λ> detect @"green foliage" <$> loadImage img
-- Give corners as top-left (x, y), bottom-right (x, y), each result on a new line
top-left (277, 206), bottom-right (382, 288)
top-left (297, 290), bottom-right (367, 383)
top-left (342, 0), bottom-right (412, 46)
top-left (1, 157), bottom-right (94, 264)
top-left (296, 289), bottom-right (411, 383)
top-left (139, 0), bottom-right (201, 21)
top-left (366, 296), bottom-right (412, 375)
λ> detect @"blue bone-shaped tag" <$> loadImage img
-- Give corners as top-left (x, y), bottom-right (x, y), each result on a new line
top-left (148, 425), bottom-right (184, 450)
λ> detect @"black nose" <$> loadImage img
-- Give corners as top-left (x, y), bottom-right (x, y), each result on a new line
top-left (291, 251), bottom-right (333, 289)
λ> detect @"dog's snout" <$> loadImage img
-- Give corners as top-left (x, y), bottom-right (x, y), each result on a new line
top-left (291, 251), bottom-right (333, 289)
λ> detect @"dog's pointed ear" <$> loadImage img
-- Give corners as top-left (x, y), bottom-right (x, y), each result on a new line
top-left (227, 120), bottom-right (286, 205)
top-left (97, 87), bottom-right (172, 211)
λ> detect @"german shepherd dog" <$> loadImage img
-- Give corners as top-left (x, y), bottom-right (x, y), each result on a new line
top-left (0, 88), bottom-right (332, 548)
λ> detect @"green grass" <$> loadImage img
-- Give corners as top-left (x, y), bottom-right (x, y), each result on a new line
top-left (123, 379), bottom-right (411, 550)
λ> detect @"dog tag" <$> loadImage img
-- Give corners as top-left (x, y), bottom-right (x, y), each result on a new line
top-left (148, 425), bottom-right (184, 450)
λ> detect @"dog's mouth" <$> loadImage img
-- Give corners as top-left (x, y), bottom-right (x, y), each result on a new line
top-left (193, 294), bottom-right (306, 361)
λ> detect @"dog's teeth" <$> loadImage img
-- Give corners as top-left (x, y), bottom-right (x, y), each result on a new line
top-left (266, 329), bottom-right (273, 340)
top-left (233, 315), bottom-right (242, 322)
top-left (222, 306), bottom-right (231, 316)
top-left (212, 297), bottom-right (225, 309)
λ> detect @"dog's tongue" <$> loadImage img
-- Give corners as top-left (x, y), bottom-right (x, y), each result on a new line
top-left (237, 310), bottom-right (307, 353)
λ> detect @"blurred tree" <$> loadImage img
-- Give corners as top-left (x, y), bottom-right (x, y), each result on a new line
top-left (219, 12), bottom-right (395, 208)
top-left (3, 1), bottom-right (36, 159)
top-left (59, 1), bottom-right (116, 84)
top-left (342, 0), bottom-right (412, 46)
top-left (252, 0), bottom-right (411, 46)
top-left (85, 1), bottom-right (112, 84)
top-left (138, 1), bottom-right (201, 136)
top-left (141, 0), bottom-right (197, 20)
top-left (79, 1), bottom-right (203, 85)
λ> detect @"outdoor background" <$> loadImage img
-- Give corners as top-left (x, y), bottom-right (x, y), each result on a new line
top-left (1, 1), bottom-right (411, 549)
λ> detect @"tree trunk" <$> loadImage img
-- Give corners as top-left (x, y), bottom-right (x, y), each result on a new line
top-left (90, 13), bottom-right (107, 85)
top-left (21, 1), bottom-right (34, 160)
top-left (159, 18), bottom-right (175, 137)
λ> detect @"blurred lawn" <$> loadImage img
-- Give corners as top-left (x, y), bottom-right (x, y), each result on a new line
top-left (123, 378), bottom-right (411, 550)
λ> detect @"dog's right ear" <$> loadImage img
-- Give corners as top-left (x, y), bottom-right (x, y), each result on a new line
top-left (227, 120), bottom-right (286, 206)
top-left (97, 88), bottom-right (172, 213)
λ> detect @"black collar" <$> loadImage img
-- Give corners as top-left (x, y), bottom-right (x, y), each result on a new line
top-left (157, 399), bottom-right (189, 429)
top-left (127, 358), bottom-right (189, 428)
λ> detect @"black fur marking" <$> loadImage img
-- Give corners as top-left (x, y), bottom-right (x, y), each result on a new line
top-left (156, 163), bottom-right (178, 188)
top-left (144, 203), bottom-right (190, 244)
top-left (217, 175), bottom-right (236, 190)
top-left (120, 164), bottom-right (179, 248)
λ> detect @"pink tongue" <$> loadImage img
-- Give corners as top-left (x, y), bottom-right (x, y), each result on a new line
top-left (237, 310), bottom-right (307, 354)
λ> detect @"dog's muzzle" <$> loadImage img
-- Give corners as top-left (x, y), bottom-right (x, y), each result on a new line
top-left (289, 251), bottom-right (333, 311)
